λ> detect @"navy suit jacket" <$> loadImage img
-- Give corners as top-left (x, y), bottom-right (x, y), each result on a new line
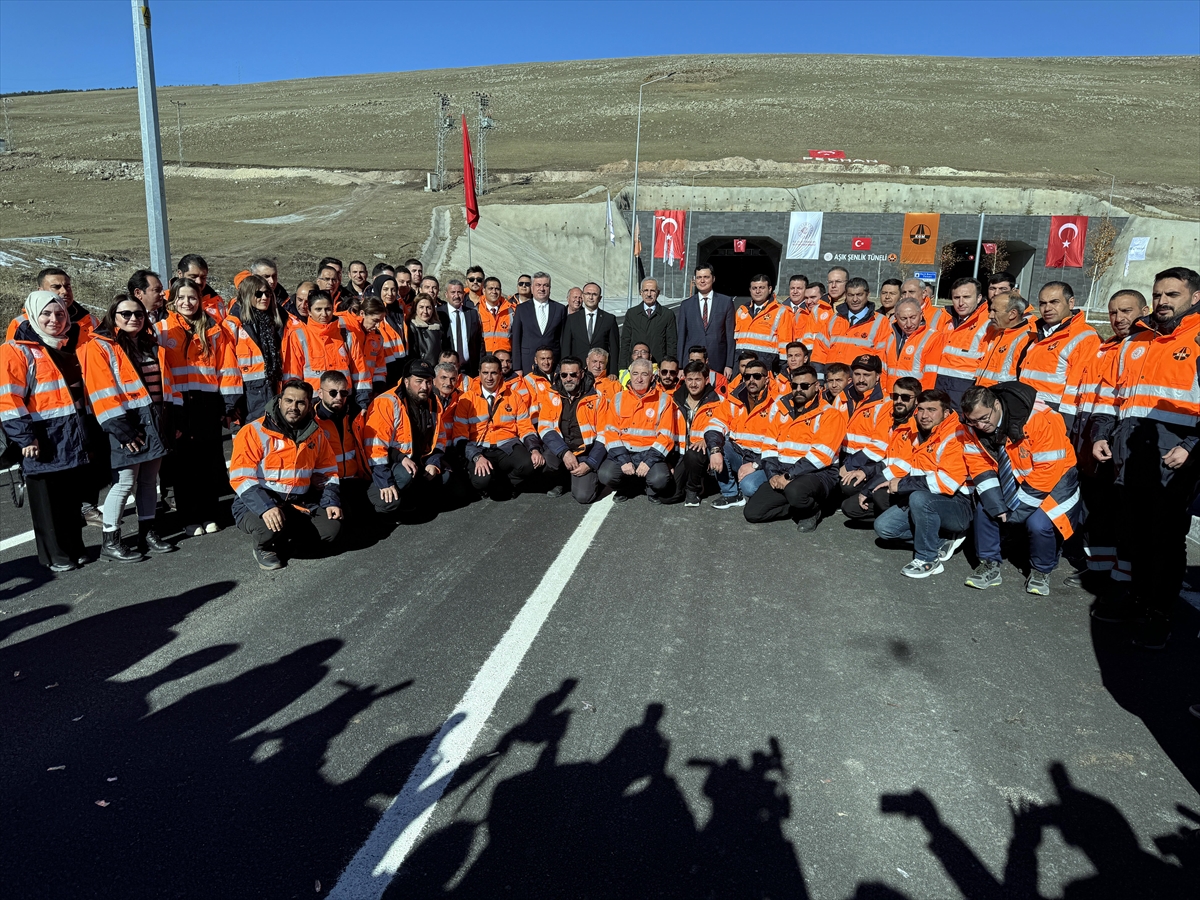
top-left (511, 299), bottom-right (567, 372)
top-left (676, 292), bottom-right (735, 372)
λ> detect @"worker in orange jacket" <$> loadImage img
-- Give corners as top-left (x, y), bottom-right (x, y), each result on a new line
top-left (1016, 281), bottom-right (1101, 432)
top-left (743, 364), bottom-right (848, 531)
top-left (785, 275), bottom-right (836, 371)
top-left (282, 290), bottom-right (356, 392)
top-left (881, 299), bottom-right (945, 393)
top-left (514, 346), bottom-right (559, 434)
top-left (708, 356), bottom-right (780, 507)
top-left (1088, 267), bottom-right (1200, 647)
top-left (538, 355), bottom-right (609, 503)
top-left (596, 357), bottom-right (683, 503)
top-left (837, 355), bottom-right (891, 502)
top-left (734, 276), bottom-right (792, 370)
top-left (871, 389), bottom-right (973, 577)
top-left (363, 359), bottom-right (447, 515)
top-left (314, 369), bottom-right (371, 520)
top-left (6, 266), bottom-right (100, 343)
top-left (900, 277), bottom-right (952, 333)
top-left (339, 296), bottom-right (388, 407)
top-left (672, 359), bottom-right (727, 506)
top-left (976, 292), bottom-right (1034, 387)
top-left (223, 273), bottom-right (290, 423)
top-left (586, 347), bottom-right (623, 402)
top-left (960, 382), bottom-right (1081, 596)
top-left (478, 277), bottom-right (514, 354)
top-left (169, 254), bottom-right (228, 321)
top-left (726, 349), bottom-right (791, 399)
top-left (452, 354), bottom-right (544, 499)
top-left (230, 379), bottom-right (342, 570)
top-left (842, 374), bottom-right (921, 523)
top-left (933, 277), bottom-right (993, 410)
top-left (827, 277), bottom-right (890, 366)
top-left (371, 274), bottom-right (411, 388)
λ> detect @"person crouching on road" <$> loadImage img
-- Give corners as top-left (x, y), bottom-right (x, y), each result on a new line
top-left (597, 358), bottom-right (683, 504)
top-left (81, 296), bottom-right (177, 561)
top-left (230, 379), bottom-right (342, 570)
top-left (363, 360), bottom-right (446, 517)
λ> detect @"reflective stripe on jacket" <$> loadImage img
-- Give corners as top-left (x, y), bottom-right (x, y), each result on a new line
top-left (882, 320), bottom-right (944, 393)
top-left (1017, 313), bottom-right (1101, 426)
top-left (734, 300), bottom-right (792, 360)
top-left (155, 311), bottom-right (241, 399)
top-left (881, 411), bottom-right (969, 496)
top-left (762, 395), bottom-right (848, 478)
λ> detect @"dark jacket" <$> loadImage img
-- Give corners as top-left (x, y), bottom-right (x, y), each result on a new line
top-left (407, 320), bottom-right (444, 366)
top-left (438, 304), bottom-right (484, 375)
top-left (511, 299), bottom-right (567, 373)
top-left (677, 292), bottom-right (736, 372)
top-left (562, 306), bottom-right (620, 368)
top-left (620, 303), bottom-right (678, 370)
top-left (542, 371), bottom-right (607, 472)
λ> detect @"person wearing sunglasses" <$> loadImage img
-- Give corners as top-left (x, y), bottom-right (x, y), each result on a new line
top-left (743, 365), bottom-right (848, 532)
top-left (82, 295), bottom-right (177, 561)
top-left (224, 274), bottom-right (290, 423)
top-left (538, 355), bottom-right (607, 503)
top-left (464, 266), bottom-right (487, 307)
top-left (314, 370), bottom-right (371, 524)
top-left (708, 357), bottom-right (776, 509)
top-left (841, 376), bottom-right (921, 524)
top-left (510, 274), bottom-right (533, 306)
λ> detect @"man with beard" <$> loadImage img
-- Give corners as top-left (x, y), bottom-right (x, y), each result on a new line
top-left (538, 356), bottom-right (607, 502)
top-left (363, 360), bottom-right (446, 516)
top-left (673, 360), bottom-right (725, 507)
top-left (842, 375), bottom-right (921, 523)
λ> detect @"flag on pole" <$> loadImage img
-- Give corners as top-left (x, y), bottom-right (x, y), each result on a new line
top-left (653, 210), bottom-right (686, 267)
top-left (606, 192), bottom-right (615, 245)
top-left (461, 113), bottom-right (479, 230)
top-left (1046, 215), bottom-right (1088, 268)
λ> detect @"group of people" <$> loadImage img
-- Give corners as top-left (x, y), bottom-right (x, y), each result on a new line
top-left (3, 252), bottom-right (1198, 652)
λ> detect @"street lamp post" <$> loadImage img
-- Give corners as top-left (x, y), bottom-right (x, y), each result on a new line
top-left (1095, 167), bottom-right (1116, 212)
top-left (626, 73), bottom-right (673, 306)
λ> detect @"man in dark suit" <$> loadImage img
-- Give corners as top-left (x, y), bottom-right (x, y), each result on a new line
top-left (562, 282), bottom-right (620, 365)
top-left (676, 263), bottom-right (736, 377)
top-left (439, 280), bottom-right (483, 375)
top-left (511, 271), bottom-right (566, 374)
top-left (619, 278), bottom-right (678, 369)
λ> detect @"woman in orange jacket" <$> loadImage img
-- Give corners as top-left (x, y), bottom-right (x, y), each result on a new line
top-left (157, 278), bottom-right (241, 536)
top-left (0, 291), bottom-right (102, 571)
top-left (338, 295), bottom-right (387, 408)
top-left (282, 290), bottom-right (354, 391)
top-left (224, 274), bottom-right (289, 423)
top-left (81, 296), bottom-right (176, 561)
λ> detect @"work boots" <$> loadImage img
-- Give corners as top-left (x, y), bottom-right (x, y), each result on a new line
top-left (138, 520), bottom-right (176, 554)
top-left (101, 529), bottom-right (146, 563)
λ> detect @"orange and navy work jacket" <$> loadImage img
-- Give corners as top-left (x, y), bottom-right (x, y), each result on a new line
top-left (881, 411), bottom-right (969, 497)
top-left (452, 380), bottom-right (539, 462)
top-left (315, 405), bottom-right (369, 481)
top-left (713, 385), bottom-right (777, 464)
top-left (599, 386), bottom-right (683, 465)
top-left (282, 318), bottom-right (354, 391)
top-left (976, 321), bottom-right (1033, 387)
top-left (230, 412), bottom-right (340, 517)
top-left (827, 303), bottom-right (889, 367)
top-left (478, 300), bottom-right (514, 354)
top-left (1017, 313), bottom-right (1101, 429)
top-left (363, 387), bottom-right (446, 485)
top-left (761, 395), bottom-right (848, 479)
top-left (734, 299), bottom-right (792, 362)
top-left (155, 310), bottom-right (242, 405)
top-left (882, 320), bottom-right (944, 393)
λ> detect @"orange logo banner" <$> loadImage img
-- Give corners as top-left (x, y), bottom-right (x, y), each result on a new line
top-left (900, 213), bottom-right (940, 265)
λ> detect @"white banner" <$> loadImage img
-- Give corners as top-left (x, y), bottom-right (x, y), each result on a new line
top-left (1123, 236), bottom-right (1149, 275)
top-left (786, 211), bottom-right (823, 260)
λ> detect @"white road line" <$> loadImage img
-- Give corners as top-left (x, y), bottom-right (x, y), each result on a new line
top-left (328, 498), bottom-right (614, 900)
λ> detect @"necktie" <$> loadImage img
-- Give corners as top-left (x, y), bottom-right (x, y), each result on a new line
top-left (996, 446), bottom-right (1021, 511)
top-left (646, 306), bottom-right (654, 319)
top-left (486, 393), bottom-right (495, 415)
top-left (587, 312), bottom-right (595, 340)
top-left (701, 297), bottom-right (709, 329)
top-left (455, 311), bottom-right (466, 361)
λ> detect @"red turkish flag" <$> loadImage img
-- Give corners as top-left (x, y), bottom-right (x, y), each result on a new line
top-left (653, 210), bottom-right (686, 266)
top-left (808, 150), bottom-right (846, 159)
top-left (1046, 216), bottom-right (1087, 268)
top-left (461, 114), bottom-right (478, 230)
top-left (733, 239), bottom-right (747, 253)
top-left (983, 242), bottom-right (997, 255)
top-left (851, 236), bottom-right (872, 250)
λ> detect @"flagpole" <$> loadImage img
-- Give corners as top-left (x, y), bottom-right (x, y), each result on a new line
top-left (602, 201), bottom-right (608, 300)
top-left (468, 215), bottom-right (472, 267)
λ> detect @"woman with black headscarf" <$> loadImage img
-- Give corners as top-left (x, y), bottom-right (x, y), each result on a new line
top-left (225, 273), bottom-right (289, 423)
top-left (373, 273), bottom-right (411, 388)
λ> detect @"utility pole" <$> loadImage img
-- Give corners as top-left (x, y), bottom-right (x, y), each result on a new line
top-left (169, 99), bottom-right (185, 167)
top-left (433, 93), bottom-right (452, 191)
top-left (131, 0), bottom-right (170, 275)
top-left (474, 92), bottom-right (493, 196)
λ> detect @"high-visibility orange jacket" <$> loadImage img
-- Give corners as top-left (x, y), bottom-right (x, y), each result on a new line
top-left (922, 299), bottom-right (952, 334)
top-left (515, 370), bottom-right (557, 432)
top-left (842, 391), bottom-right (893, 464)
top-left (975, 321), bottom-right (1033, 387)
top-left (339, 312), bottom-right (386, 401)
top-left (315, 404), bottom-right (369, 480)
top-left (881, 410), bottom-right (969, 496)
top-left (713, 385), bottom-right (778, 463)
top-left (377, 307), bottom-right (409, 385)
top-left (230, 407), bottom-right (340, 519)
top-left (1091, 308), bottom-right (1200, 484)
top-left (162, 285), bottom-right (227, 322)
top-left (363, 387), bottom-right (446, 486)
top-left (933, 302), bottom-right (993, 406)
top-left (761, 394), bottom-right (848, 478)
top-left (0, 323), bottom-right (94, 474)
top-left (453, 380), bottom-right (539, 461)
top-left (478, 300), bottom-right (514, 353)
top-left (282, 317), bottom-right (353, 390)
top-left (7, 303), bottom-right (100, 343)
top-left (881, 320), bottom-right (944, 393)
top-left (726, 371), bottom-right (791, 400)
top-left (1017, 312), bottom-right (1100, 428)
top-left (734, 299), bottom-right (792, 362)
top-left (80, 332), bottom-right (175, 425)
top-left (827, 303), bottom-right (889, 366)
top-left (962, 391), bottom-right (1080, 538)
top-left (156, 310), bottom-right (241, 404)
top-left (540, 380), bottom-right (608, 472)
top-left (599, 385), bottom-right (683, 464)
top-left (1068, 336), bottom-right (1124, 455)
top-left (593, 375), bottom-right (622, 402)
top-left (672, 385), bottom-right (724, 449)
top-left (220, 307), bottom-right (291, 422)
top-left (790, 300), bottom-right (837, 366)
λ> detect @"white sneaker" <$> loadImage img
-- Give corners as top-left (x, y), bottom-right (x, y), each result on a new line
top-left (938, 536), bottom-right (967, 562)
top-left (184, 523), bottom-right (205, 537)
top-left (203, 521), bottom-right (221, 534)
top-left (902, 559), bottom-right (944, 579)
top-left (711, 494), bottom-right (746, 510)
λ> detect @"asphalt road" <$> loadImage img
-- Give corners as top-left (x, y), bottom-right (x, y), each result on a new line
top-left (2, 475), bottom-right (1198, 900)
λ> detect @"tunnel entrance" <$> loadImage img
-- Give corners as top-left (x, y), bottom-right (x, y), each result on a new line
top-left (697, 236), bottom-right (783, 302)
top-left (937, 240), bottom-right (1037, 299)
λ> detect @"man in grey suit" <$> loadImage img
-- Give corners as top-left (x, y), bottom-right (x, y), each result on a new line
top-left (562, 282), bottom-right (620, 365)
top-left (510, 271), bottom-right (566, 375)
top-left (619, 278), bottom-right (678, 369)
top-left (676, 263), bottom-right (735, 377)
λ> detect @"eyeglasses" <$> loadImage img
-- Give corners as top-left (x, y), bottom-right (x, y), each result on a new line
top-left (964, 412), bottom-right (993, 427)
top-left (560, 372), bottom-right (580, 379)
top-left (745, 373), bottom-right (767, 381)
top-left (254, 290), bottom-right (270, 298)
top-left (891, 392), bottom-right (915, 401)
top-left (324, 389), bottom-right (350, 398)
top-left (518, 281), bottom-right (531, 287)
top-left (116, 309), bottom-right (145, 319)
top-left (466, 276), bottom-right (483, 283)
top-left (794, 381), bottom-right (817, 390)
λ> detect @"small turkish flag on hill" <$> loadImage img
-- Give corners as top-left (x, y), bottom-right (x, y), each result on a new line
top-left (852, 237), bottom-right (872, 250)
top-left (808, 150), bottom-right (846, 159)
top-left (1046, 216), bottom-right (1087, 268)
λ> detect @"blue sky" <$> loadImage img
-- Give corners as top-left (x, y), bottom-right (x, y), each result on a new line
top-left (1, 0), bottom-right (1197, 94)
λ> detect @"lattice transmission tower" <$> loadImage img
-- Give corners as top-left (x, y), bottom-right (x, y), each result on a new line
top-left (433, 92), bottom-right (453, 191)
top-left (474, 92), bottom-right (495, 195)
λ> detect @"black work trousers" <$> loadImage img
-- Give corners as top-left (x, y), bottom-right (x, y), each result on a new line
top-left (366, 461), bottom-right (444, 515)
top-left (597, 458), bottom-right (673, 499)
top-left (172, 392), bottom-right (230, 525)
top-left (542, 452), bottom-right (603, 504)
top-left (1118, 465), bottom-right (1198, 618)
top-left (25, 467), bottom-right (87, 567)
top-left (744, 469), bottom-right (837, 524)
top-left (840, 484), bottom-right (891, 523)
top-left (236, 504), bottom-right (342, 554)
top-left (468, 444), bottom-right (535, 499)
top-left (674, 447), bottom-right (715, 498)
